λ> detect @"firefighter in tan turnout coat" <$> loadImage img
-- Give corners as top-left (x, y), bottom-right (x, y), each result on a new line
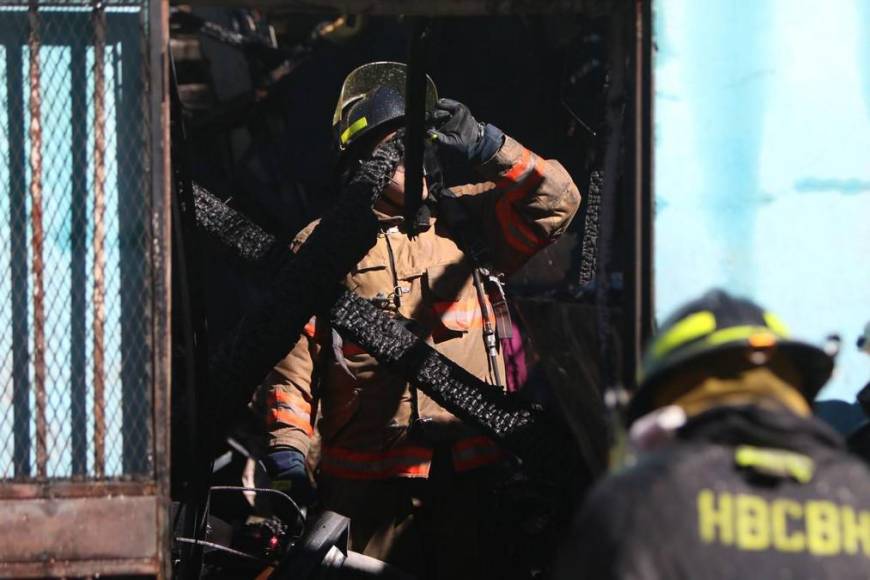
top-left (258, 63), bottom-right (581, 579)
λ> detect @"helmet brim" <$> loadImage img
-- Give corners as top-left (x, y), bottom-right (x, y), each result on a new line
top-left (333, 62), bottom-right (438, 128)
top-left (628, 339), bottom-right (834, 423)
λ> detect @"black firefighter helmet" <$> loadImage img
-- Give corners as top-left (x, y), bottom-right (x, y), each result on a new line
top-left (628, 289), bottom-right (835, 422)
top-left (332, 62), bottom-right (438, 156)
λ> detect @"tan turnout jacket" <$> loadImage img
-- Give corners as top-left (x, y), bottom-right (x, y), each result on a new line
top-left (260, 135), bottom-right (581, 479)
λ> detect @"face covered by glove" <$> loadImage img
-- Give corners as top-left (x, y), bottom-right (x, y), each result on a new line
top-left (429, 98), bottom-right (505, 168)
top-left (261, 448), bottom-right (315, 506)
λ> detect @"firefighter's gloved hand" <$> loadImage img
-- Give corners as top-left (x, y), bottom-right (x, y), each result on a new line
top-left (262, 448), bottom-right (315, 506)
top-left (429, 98), bottom-right (504, 166)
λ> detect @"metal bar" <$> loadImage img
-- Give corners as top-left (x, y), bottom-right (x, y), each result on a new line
top-left (636, 0), bottom-right (653, 341)
top-left (118, 7), bottom-right (150, 475)
top-left (27, 1), bottom-right (48, 480)
top-left (0, 480), bottom-right (157, 500)
top-left (149, 1), bottom-right (173, 577)
top-left (70, 28), bottom-right (89, 477)
top-left (402, 16), bottom-right (428, 232)
top-left (182, 0), bottom-right (610, 16)
top-left (622, 0), bottom-right (654, 387)
top-left (6, 38), bottom-right (32, 478)
top-left (92, 0), bottom-right (107, 478)
top-left (0, 1), bottom-right (144, 7)
top-left (594, 2), bottom-right (630, 446)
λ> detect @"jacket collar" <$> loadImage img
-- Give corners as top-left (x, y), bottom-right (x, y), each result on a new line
top-left (373, 209), bottom-right (437, 232)
top-left (677, 404), bottom-right (845, 454)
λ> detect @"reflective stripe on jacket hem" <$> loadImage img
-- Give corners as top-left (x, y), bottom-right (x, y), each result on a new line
top-left (320, 436), bottom-right (506, 480)
top-left (320, 444), bottom-right (433, 479)
top-left (452, 436), bottom-right (507, 472)
top-left (494, 148), bottom-right (549, 255)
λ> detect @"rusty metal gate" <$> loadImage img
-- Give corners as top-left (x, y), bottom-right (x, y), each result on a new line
top-left (0, 0), bottom-right (169, 577)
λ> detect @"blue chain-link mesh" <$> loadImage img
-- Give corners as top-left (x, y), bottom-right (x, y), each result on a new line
top-left (0, 0), bottom-right (153, 480)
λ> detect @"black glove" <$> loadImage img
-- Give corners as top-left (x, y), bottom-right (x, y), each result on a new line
top-left (429, 98), bottom-right (504, 166)
top-left (262, 448), bottom-right (315, 505)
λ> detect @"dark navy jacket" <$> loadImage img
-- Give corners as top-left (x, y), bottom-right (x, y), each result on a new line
top-left (555, 406), bottom-right (870, 579)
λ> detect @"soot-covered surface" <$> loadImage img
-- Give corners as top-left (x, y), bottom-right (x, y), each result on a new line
top-left (193, 182), bottom-right (277, 263)
top-left (329, 290), bottom-right (581, 485)
top-left (191, 167), bottom-right (583, 487)
top-left (207, 137), bottom-right (403, 428)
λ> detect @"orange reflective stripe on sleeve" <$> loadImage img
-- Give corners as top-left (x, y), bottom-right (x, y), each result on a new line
top-left (495, 147), bottom-right (533, 191)
top-left (500, 152), bottom-right (545, 204)
top-left (320, 444), bottom-right (433, 479)
top-left (432, 297), bottom-right (492, 331)
top-left (452, 436), bottom-right (506, 472)
top-left (268, 390), bottom-right (312, 416)
top-left (268, 408), bottom-right (314, 437)
top-left (495, 152), bottom-right (549, 256)
top-left (497, 206), bottom-right (546, 255)
top-left (303, 316), bottom-right (317, 338)
top-left (496, 200), bottom-right (547, 255)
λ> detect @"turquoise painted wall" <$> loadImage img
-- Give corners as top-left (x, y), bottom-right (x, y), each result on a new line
top-left (654, 0), bottom-right (870, 401)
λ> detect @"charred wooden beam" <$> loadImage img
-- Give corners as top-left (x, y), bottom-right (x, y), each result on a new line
top-left (191, 182), bottom-right (276, 263)
top-left (206, 137), bottom-right (403, 430)
top-left (328, 290), bottom-right (580, 484)
top-left (192, 178), bottom-right (580, 486)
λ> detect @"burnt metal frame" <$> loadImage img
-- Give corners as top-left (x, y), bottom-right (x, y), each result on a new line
top-left (0, 1), bottom-right (171, 578)
top-left (625, 0), bottom-right (654, 382)
top-left (152, 1), bottom-right (172, 577)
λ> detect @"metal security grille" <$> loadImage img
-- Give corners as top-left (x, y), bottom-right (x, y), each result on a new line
top-left (0, 0), bottom-right (152, 480)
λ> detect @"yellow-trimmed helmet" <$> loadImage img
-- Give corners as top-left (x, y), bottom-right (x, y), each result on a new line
top-left (333, 62), bottom-right (438, 153)
top-left (629, 289), bottom-right (834, 421)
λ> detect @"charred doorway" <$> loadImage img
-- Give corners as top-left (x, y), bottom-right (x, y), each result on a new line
top-left (168, 0), bottom-right (652, 577)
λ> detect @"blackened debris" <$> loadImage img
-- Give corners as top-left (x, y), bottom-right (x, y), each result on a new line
top-left (330, 290), bottom-right (579, 484)
top-left (577, 170), bottom-right (602, 288)
top-left (207, 137), bottom-right (404, 430)
top-left (195, 138), bottom-right (579, 486)
top-left (193, 183), bottom-right (277, 262)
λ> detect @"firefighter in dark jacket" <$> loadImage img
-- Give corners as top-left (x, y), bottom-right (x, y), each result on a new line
top-left (257, 63), bottom-right (581, 579)
top-left (555, 289), bottom-right (870, 580)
